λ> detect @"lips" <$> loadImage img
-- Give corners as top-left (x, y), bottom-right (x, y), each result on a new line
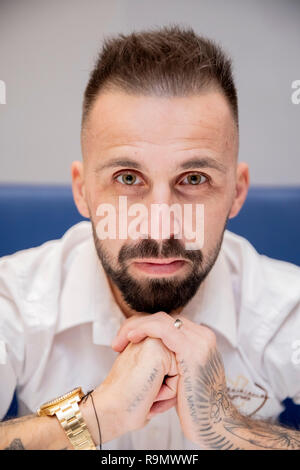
top-left (131, 259), bottom-right (187, 275)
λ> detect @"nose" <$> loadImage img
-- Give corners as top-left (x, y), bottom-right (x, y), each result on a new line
top-left (142, 183), bottom-right (182, 242)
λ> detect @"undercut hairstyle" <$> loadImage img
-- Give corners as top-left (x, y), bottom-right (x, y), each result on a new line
top-left (82, 25), bottom-right (238, 129)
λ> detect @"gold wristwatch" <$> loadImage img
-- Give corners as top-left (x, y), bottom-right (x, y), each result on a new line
top-left (36, 387), bottom-right (96, 450)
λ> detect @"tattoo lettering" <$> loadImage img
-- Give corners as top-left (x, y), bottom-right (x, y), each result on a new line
top-left (127, 367), bottom-right (159, 412)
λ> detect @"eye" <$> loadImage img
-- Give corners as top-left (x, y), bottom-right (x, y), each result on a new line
top-left (115, 172), bottom-right (142, 185)
top-left (180, 173), bottom-right (208, 185)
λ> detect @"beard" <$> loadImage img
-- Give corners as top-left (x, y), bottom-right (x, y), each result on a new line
top-left (91, 222), bottom-right (226, 314)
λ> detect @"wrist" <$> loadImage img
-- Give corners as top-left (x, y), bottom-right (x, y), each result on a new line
top-left (79, 387), bottom-right (120, 446)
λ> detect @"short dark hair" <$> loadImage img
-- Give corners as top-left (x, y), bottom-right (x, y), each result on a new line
top-left (82, 25), bottom-right (238, 128)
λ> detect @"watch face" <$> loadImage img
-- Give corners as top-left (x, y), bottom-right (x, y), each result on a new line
top-left (38, 387), bottom-right (83, 412)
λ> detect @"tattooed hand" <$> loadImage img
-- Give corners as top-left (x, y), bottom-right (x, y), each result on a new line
top-left (111, 311), bottom-right (230, 446)
top-left (111, 312), bottom-right (300, 450)
top-left (92, 336), bottom-right (178, 442)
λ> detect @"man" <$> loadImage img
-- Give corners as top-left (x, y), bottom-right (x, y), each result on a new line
top-left (0, 25), bottom-right (299, 450)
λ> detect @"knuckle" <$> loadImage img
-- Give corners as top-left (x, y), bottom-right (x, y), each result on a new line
top-left (154, 311), bottom-right (168, 320)
top-left (146, 338), bottom-right (166, 357)
top-left (142, 336), bottom-right (160, 348)
top-left (166, 319), bottom-right (176, 335)
top-left (127, 313), bottom-right (141, 324)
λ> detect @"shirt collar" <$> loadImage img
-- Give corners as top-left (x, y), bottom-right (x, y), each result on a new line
top-left (56, 236), bottom-right (126, 344)
top-left (57, 234), bottom-right (237, 349)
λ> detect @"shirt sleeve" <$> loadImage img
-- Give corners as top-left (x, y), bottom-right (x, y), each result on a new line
top-left (263, 302), bottom-right (300, 406)
top-left (0, 258), bottom-right (25, 421)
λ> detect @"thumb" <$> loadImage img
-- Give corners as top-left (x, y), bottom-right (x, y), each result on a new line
top-left (153, 374), bottom-right (179, 402)
top-left (147, 397), bottom-right (177, 420)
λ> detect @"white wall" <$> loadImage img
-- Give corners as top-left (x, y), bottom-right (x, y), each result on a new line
top-left (0, 0), bottom-right (299, 184)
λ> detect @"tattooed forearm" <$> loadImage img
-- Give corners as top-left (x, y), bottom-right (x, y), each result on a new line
top-left (0, 413), bottom-right (72, 450)
top-left (1, 415), bottom-right (34, 450)
top-left (3, 439), bottom-right (67, 450)
top-left (223, 415), bottom-right (300, 450)
top-left (4, 438), bottom-right (25, 450)
top-left (180, 349), bottom-right (300, 450)
top-left (180, 349), bottom-right (241, 449)
top-left (0, 414), bottom-right (36, 427)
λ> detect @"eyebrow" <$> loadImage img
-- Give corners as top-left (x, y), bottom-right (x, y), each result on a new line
top-left (179, 157), bottom-right (227, 173)
top-left (95, 158), bottom-right (142, 173)
top-left (95, 156), bottom-right (226, 174)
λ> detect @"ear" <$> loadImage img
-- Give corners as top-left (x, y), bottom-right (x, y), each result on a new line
top-left (228, 162), bottom-right (250, 219)
top-left (71, 161), bottom-right (90, 219)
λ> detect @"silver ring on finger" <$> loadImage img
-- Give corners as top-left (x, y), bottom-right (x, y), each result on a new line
top-left (174, 318), bottom-right (183, 329)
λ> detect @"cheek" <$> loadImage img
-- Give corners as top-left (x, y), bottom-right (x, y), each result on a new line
top-left (89, 193), bottom-right (119, 218)
top-left (96, 236), bottom-right (125, 266)
top-left (202, 197), bottom-right (232, 250)
top-left (84, 170), bottom-right (121, 214)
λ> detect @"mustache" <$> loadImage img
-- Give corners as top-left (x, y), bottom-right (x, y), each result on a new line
top-left (118, 236), bottom-right (203, 265)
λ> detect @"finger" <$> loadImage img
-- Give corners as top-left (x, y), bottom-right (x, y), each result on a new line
top-left (117, 319), bottom-right (187, 357)
top-left (114, 316), bottom-right (213, 354)
top-left (164, 374), bottom-right (179, 394)
top-left (147, 397), bottom-right (177, 419)
top-left (112, 311), bottom-right (196, 352)
top-left (153, 375), bottom-right (179, 402)
top-left (111, 312), bottom-right (171, 352)
top-left (113, 314), bottom-right (146, 344)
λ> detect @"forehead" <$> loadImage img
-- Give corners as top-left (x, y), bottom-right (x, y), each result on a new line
top-left (81, 90), bottom-right (238, 161)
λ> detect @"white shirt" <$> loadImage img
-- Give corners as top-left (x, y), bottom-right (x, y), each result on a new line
top-left (0, 221), bottom-right (299, 450)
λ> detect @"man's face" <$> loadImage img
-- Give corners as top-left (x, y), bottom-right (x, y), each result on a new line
top-left (76, 89), bottom-right (244, 314)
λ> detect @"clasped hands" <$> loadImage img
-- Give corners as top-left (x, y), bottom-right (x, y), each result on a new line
top-left (93, 311), bottom-right (236, 447)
